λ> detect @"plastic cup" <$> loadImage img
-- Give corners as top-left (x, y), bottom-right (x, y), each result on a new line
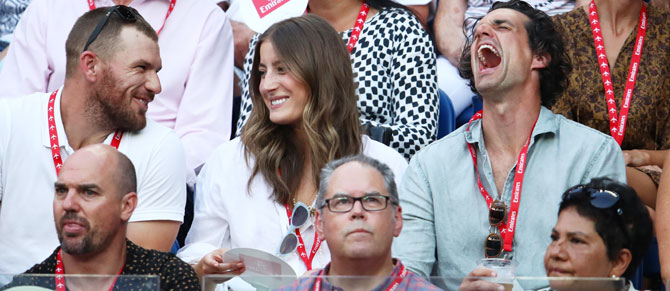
top-left (476, 258), bottom-right (518, 291)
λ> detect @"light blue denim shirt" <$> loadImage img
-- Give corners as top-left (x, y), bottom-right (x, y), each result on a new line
top-left (392, 107), bottom-right (626, 290)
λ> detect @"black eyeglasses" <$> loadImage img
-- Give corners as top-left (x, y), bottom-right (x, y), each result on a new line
top-left (485, 200), bottom-right (507, 258)
top-left (277, 202), bottom-right (310, 256)
top-left (563, 185), bottom-right (631, 245)
top-left (321, 194), bottom-right (393, 213)
top-left (82, 5), bottom-right (138, 53)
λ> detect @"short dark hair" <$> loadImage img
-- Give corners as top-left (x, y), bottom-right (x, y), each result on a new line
top-left (316, 155), bottom-right (398, 214)
top-left (65, 6), bottom-right (157, 78)
top-left (559, 178), bottom-right (653, 280)
top-left (458, 0), bottom-right (571, 107)
top-left (113, 150), bottom-right (137, 196)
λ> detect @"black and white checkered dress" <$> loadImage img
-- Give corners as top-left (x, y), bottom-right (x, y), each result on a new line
top-left (236, 7), bottom-right (439, 160)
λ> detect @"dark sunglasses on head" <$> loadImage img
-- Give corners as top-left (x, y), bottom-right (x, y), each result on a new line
top-left (82, 5), bottom-right (138, 53)
top-left (485, 200), bottom-right (507, 258)
top-left (563, 185), bottom-right (631, 245)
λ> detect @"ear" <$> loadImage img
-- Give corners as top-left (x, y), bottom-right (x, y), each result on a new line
top-left (120, 192), bottom-right (138, 222)
top-left (393, 205), bottom-right (403, 237)
top-left (78, 51), bottom-right (102, 82)
top-left (314, 210), bottom-right (326, 241)
top-left (531, 52), bottom-right (551, 70)
top-left (610, 248), bottom-right (632, 277)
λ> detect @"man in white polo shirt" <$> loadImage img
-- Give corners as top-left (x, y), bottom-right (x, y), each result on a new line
top-left (0, 6), bottom-right (186, 276)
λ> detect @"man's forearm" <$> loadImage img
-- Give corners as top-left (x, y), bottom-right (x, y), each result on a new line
top-left (434, 0), bottom-right (468, 64)
top-left (127, 220), bottom-right (181, 252)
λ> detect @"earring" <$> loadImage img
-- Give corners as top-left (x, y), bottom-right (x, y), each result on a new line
top-left (611, 274), bottom-right (617, 278)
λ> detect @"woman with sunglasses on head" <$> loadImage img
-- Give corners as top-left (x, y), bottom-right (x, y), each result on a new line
top-left (175, 14), bottom-right (408, 285)
top-left (460, 177), bottom-right (654, 290)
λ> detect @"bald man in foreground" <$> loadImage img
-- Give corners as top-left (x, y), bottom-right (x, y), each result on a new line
top-left (4, 145), bottom-right (199, 290)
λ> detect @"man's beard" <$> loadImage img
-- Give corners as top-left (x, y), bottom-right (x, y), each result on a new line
top-left (88, 68), bottom-right (148, 133)
top-left (57, 212), bottom-right (96, 255)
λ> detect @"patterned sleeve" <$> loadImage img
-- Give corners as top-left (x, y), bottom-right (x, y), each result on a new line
top-left (371, 8), bottom-right (438, 159)
top-left (235, 9), bottom-right (439, 161)
top-left (161, 254), bottom-right (201, 290)
top-left (235, 33), bottom-right (260, 135)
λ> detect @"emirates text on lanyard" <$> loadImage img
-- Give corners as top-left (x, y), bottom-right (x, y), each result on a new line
top-left (55, 250), bottom-right (123, 291)
top-left (466, 111), bottom-right (538, 252)
top-left (284, 204), bottom-right (322, 271)
top-left (48, 90), bottom-right (123, 175)
top-left (312, 263), bottom-right (407, 291)
top-left (87, 0), bottom-right (176, 35)
top-left (588, 0), bottom-right (647, 146)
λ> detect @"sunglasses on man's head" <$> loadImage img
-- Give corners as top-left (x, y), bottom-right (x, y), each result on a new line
top-left (82, 5), bottom-right (138, 53)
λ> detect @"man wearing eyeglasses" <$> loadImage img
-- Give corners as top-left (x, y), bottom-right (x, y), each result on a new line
top-left (393, 1), bottom-right (627, 290)
top-left (0, 7), bottom-right (186, 277)
top-left (279, 155), bottom-right (439, 290)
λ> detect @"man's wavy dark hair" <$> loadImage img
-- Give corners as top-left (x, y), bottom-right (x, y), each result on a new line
top-left (458, 0), bottom-right (571, 107)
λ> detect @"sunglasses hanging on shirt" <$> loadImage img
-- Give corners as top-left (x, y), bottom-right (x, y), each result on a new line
top-left (485, 200), bottom-right (507, 258)
top-left (277, 202), bottom-right (310, 256)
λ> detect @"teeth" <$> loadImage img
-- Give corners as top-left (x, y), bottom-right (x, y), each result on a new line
top-left (271, 98), bottom-right (288, 106)
top-left (477, 44), bottom-right (500, 66)
top-left (136, 98), bottom-right (148, 105)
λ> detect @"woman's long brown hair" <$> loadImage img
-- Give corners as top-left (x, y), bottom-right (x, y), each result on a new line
top-left (241, 15), bottom-right (362, 205)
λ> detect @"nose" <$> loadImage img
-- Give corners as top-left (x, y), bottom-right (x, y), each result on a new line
top-left (546, 240), bottom-right (566, 260)
top-left (146, 70), bottom-right (162, 95)
top-left (260, 71), bottom-right (278, 94)
top-left (474, 22), bottom-right (493, 39)
top-left (59, 190), bottom-right (81, 213)
top-left (348, 199), bottom-right (367, 220)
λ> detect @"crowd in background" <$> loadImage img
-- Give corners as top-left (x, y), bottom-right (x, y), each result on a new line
top-left (0, 0), bottom-right (669, 290)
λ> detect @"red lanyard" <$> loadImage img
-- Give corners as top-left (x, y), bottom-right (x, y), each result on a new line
top-left (55, 250), bottom-right (123, 291)
top-left (312, 262), bottom-right (407, 291)
top-left (346, 2), bottom-right (370, 53)
top-left (88, 0), bottom-right (176, 35)
top-left (48, 90), bottom-right (123, 175)
top-left (285, 204), bottom-right (322, 271)
top-left (588, 0), bottom-right (647, 146)
top-left (465, 111), bottom-right (538, 252)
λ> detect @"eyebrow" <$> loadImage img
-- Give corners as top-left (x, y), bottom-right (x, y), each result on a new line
top-left (53, 183), bottom-right (101, 191)
top-left (566, 231), bottom-right (589, 237)
top-left (475, 18), bottom-right (514, 31)
top-left (333, 191), bottom-right (383, 197)
top-left (77, 184), bottom-right (101, 192)
top-left (492, 19), bottom-right (513, 27)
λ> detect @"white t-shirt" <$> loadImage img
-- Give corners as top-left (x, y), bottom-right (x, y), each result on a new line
top-left (220, 0), bottom-right (431, 33)
top-left (177, 136), bottom-right (407, 276)
top-left (0, 88), bottom-right (187, 275)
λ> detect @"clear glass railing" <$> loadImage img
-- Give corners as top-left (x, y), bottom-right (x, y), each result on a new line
top-left (202, 275), bottom-right (630, 291)
top-left (0, 274), bottom-right (160, 290)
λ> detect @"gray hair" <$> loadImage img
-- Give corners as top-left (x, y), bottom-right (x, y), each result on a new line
top-left (316, 155), bottom-right (398, 212)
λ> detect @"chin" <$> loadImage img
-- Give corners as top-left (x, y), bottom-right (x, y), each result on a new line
top-left (342, 246), bottom-right (380, 259)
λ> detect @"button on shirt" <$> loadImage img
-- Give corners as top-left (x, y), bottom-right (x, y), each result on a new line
top-left (392, 107), bottom-right (626, 290)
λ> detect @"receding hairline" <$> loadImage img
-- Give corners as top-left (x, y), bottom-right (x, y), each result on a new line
top-left (326, 161), bottom-right (388, 194)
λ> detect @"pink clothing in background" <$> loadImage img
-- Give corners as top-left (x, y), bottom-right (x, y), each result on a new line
top-left (0, 0), bottom-right (234, 184)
